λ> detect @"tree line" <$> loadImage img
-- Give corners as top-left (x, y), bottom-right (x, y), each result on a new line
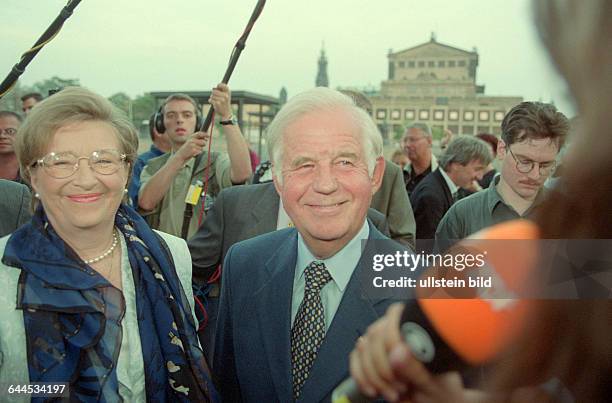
top-left (0, 76), bottom-right (156, 137)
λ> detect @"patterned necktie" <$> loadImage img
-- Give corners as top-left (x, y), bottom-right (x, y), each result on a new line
top-left (291, 261), bottom-right (332, 399)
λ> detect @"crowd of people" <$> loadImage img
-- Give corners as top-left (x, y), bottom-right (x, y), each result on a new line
top-left (0, 0), bottom-right (609, 401)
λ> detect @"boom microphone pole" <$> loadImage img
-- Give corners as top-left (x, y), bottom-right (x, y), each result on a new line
top-left (0, 0), bottom-right (82, 100)
top-left (181, 0), bottom-right (266, 240)
top-left (197, 0), bottom-right (266, 132)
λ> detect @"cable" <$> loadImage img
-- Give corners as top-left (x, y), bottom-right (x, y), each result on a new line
top-left (197, 111), bottom-right (215, 228)
top-left (0, 0), bottom-right (82, 99)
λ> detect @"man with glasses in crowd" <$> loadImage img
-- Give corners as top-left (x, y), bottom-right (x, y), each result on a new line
top-left (0, 111), bottom-right (23, 181)
top-left (436, 101), bottom-right (569, 240)
top-left (401, 123), bottom-right (438, 195)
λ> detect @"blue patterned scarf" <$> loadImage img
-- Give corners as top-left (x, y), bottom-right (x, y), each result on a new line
top-left (3, 204), bottom-right (219, 403)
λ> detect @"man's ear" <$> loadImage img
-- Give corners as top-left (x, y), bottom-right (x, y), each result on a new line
top-left (272, 165), bottom-right (283, 195)
top-left (370, 157), bottom-right (385, 194)
top-left (497, 139), bottom-right (507, 160)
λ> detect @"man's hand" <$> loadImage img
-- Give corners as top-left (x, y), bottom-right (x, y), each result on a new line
top-left (349, 303), bottom-right (468, 402)
top-left (210, 83), bottom-right (233, 120)
top-left (350, 303), bottom-right (406, 401)
top-left (461, 180), bottom-right (483, 194)
top-left (175, 131), bottom-right (210, 164)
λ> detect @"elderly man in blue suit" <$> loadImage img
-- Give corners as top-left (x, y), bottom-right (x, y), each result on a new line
top-left (214, 88), bottom-right (410, 402)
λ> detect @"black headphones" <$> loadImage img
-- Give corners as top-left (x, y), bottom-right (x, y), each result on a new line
top-left (154, 99), bottom-right (203, 134)
top-left (252, 160), bottom-right (272, 184)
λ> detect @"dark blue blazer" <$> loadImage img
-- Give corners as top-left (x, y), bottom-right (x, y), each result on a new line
top-left (213, 222), bottom-right (409, 403)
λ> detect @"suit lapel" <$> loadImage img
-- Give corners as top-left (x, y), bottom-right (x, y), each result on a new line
top-left (250, 182), bottom-right (281, 235)
top-left (298, 227), bottom-right (395, 403)
top-left (254, 230), bottom-right (297, 403)
top-left (434, 169), bottom-right (454, 207)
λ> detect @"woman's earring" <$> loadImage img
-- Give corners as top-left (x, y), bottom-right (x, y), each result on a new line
top-left (124, 188), bottom-right (128, 194)
top-left (35, 193), bottom-right (40, 199)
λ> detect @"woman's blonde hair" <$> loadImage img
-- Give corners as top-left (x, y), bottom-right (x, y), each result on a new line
top-left (14, 86), bottom-right (139, 185)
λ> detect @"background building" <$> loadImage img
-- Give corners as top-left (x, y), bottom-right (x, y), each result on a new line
top-left (316, 45), bottom-right (330, 87)
top-left (362, 34), bottom-right (522, 141)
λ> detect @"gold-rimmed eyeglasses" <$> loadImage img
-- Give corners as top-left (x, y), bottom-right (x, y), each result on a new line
top-left (32, 149), bottom-right (127, 179)
top-left (507, 147), bottom-right (556, 176)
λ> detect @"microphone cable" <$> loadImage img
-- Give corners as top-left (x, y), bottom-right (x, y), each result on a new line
top-left (0, 0), bottom-right (82, 99)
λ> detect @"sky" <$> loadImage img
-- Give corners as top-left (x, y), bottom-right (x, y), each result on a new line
top-left (1, 0), bottom-right (576, 117)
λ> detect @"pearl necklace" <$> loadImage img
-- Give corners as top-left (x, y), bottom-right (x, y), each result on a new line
top-left (83, 230), bottom-right (119, 264)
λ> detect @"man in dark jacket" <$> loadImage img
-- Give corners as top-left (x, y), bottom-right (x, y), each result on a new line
top-left (410, 135), bottom-right (492, 241)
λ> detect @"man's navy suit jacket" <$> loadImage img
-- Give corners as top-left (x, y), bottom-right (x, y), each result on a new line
top-left (213, 223), bottom-right (410, 403)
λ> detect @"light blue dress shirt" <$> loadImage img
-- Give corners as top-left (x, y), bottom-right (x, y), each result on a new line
top-left (290, 220), bottom-right (369, 331)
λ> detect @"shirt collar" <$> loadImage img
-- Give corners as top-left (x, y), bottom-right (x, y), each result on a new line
top-left (525, 186), bottom-right (548, 214)
top-left (150, 145), bottom-right (164, 156)
top-left (295, 220), bottom-right (369, 293)
top-left (438, 167), bottom-right (459, 197)
top-left (404, 154), bottom-right (438, 176)
top-left (431, 154), bottom-right (439, 171)
top-left (487, 173), bottom-right (547, 215)
top-left (170, 148), bottom-right (194, 170)
top-left (185, 155), bottom-right (195, 170)
top-left (486, 174), bottom-right (505, 213)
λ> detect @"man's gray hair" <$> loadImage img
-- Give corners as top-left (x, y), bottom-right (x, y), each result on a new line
top-left (438, 135), bottom-right (493, 169)
top-left (406, 123), bottom-right (432, 138)
top-left (266, 87), bottom-right (383, 181)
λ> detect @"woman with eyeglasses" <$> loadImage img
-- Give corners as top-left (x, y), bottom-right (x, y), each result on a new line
top-left (0, 87), bottom-right (218, 402)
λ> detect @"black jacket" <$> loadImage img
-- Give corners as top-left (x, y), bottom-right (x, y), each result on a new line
top-left (410, 168), bottom-right (454, 241)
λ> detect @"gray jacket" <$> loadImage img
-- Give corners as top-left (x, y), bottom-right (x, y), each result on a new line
top-left (0, 180), bottom-right (31, 238)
